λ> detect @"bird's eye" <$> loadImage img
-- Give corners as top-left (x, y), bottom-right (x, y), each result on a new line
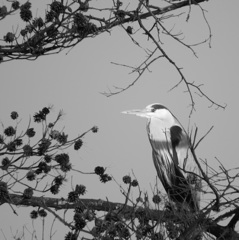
top-left (151, 108), bottom-right (156, 112)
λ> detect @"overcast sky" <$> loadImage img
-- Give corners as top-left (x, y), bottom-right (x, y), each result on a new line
top-left (1, 0), bottom-right (239, 239)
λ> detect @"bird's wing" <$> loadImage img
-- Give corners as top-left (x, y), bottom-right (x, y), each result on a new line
top-left (149, 122), bottom-right (200, 210)
top-left (152, 147), bottom-right (198, 210)
top-left (170, 125), bottom-right (200, 177)
top-left (170, 125), bottom-right (201, 210)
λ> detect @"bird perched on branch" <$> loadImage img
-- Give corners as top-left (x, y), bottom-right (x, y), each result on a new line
top-left (123, 103), bottom-right (201, 211)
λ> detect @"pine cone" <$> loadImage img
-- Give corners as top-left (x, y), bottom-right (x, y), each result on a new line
top-left (4, 126), bottom-right (16, 136)
top-left (68, 191), bottom-right (78, 202)
top-left (26, 128), bottom-right (35, 137)
top-left (30, 210), bottom-right (38, 219)
top-left (74, 139), bottom-right (83, 150)
top-left (65, 232), bottom-right (77, 240)
top-left (94, 166), bottom-right (105, 175)
top-left (12, 1), bottom-right (20, 10)
top-left (38, 209), bottom-right (47, 217)
top-left (75, 184), bottom-right (86, 195)
top-left (1, 157), bottom-right (10, 170)
top-left (50, 184), bottom-right (60, 194)
top-left (26, 170), bottom-right (36, 181)
top-left (50, 1), bottom-right (64, 14)
top-left (11, 111), bottom-right (18, 120)
top-left (23, 187), bottom-right (33, 199)
top-left (45, 11), bottom-right (55, 22)
top-left (23, 144), bottom-right (33, 156)
top-left (32, 17), bottom-right (44, 29)
top-left (20, 8), bottom-right (32, 22)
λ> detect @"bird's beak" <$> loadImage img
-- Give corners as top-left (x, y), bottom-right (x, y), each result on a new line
top-left (122, 109), bottom-right (151, 118)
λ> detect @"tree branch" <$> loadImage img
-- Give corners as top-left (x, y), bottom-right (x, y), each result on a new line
top-left (1, 193), bottom-right (239, 240)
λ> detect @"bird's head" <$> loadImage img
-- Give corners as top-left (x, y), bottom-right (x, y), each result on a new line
top-left (122, 103), bottom-right (172, 120)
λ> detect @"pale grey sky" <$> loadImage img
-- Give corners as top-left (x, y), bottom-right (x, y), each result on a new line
top-left (1, 0), bottom-right (239, 239)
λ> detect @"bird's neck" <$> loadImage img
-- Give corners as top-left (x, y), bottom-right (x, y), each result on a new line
top-left (149, 112), bottom-right (177, 127)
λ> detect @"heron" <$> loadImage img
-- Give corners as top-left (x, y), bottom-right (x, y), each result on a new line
top-left (123, 103), bottom-right (201, 211)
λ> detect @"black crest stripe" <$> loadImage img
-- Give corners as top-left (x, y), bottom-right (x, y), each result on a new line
top-left (151, 104), bottom-right (167, 112)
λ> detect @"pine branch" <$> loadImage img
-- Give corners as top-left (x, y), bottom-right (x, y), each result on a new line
top-left (1, 193), bottom-right (239, 240)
